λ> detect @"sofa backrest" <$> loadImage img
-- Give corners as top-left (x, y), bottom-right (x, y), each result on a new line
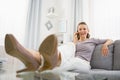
top-left (113, 40), bottom-right (120, 70)
top-left (90, 44), bottom-right (113, 70)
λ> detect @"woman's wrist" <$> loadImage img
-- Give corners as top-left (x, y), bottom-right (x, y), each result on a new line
top-left (103, 44), bottom-right (108, 47)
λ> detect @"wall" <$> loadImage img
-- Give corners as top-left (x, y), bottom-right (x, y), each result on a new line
top-left (90, 0), bottom-right (120, 40)
top-left (39, 0), bottom-right (74, 44)
top-left (39, 0), bottom-right (58, 44)
top-left (0, 0), bottom-right (29, 46)
top-left (0, 0), bottom-right (74, 47)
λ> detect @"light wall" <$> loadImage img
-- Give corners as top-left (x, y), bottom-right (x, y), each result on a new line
top-left (0, 0), bottom-right (29, 45)
top-left (0, 0), bottom-right (74, 46)
top-left (90, 0), bottom-right (120, 40)
top-left (39, 0), bottom-right (74, 44)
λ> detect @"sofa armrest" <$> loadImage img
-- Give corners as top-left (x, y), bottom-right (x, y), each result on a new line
top-left (113, 40), bottom-right (120, 70)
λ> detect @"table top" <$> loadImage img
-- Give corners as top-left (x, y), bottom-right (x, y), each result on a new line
top-left (0, 61), bottom-right (109, 80)
top-left (0, 57), bottom-right (79, 80)
top-left (0, 57), bottom-right (117, 80)
top-left (0, 64), bottom-right (79, 80)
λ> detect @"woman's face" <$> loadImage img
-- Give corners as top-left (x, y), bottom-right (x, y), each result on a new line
top-left (77, 24), bottom-right (89, 38)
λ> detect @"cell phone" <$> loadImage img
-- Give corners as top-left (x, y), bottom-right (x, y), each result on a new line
top-left (77, 31), bottom-right (80, 39)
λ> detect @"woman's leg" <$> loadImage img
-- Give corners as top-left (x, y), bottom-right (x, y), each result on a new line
top-left (27, 49), bottom-right (41, 63)
top-left (54, 43), bottom-right (90, 72)
top-left (60, 57), bottom-right (91, 72)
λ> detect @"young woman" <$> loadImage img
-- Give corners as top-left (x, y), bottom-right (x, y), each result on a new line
top-left (5, 22), bottom-right (113, 73)
top-left (56, 22), bottom-right (113, 72)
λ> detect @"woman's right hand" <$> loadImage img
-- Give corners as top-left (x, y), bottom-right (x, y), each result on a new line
top-left (73, 32), bottom-right (79, 44)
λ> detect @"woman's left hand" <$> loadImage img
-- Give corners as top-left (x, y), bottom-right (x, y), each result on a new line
top-left (101, 44), bottom-right (109, 56)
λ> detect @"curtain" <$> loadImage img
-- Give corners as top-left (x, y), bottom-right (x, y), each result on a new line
top-left (73, 0), bottom-right (83, 32)
top-left (90, 0), bottom-right (120, 40)
top-left (74, 0), bottom-right (90, 32)
top-left (25, 0), bottom-right (42, 50)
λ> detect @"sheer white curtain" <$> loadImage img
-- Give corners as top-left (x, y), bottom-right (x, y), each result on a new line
top-left (74, 0), bottom-right (120, 40)
top-left (74, 0), bottom-right (90, 32)
top-left (90, 0), bottom-right (120, 40)
top-left (25, 0), bottom-right (42, 50)
top-left (73, 0), bottom-right (83, 32)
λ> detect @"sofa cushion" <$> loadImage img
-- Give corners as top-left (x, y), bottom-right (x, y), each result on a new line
top-left (113, 40), bottom-right (120, 70)
top-left (90, 44), bottom-right (113, 70)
